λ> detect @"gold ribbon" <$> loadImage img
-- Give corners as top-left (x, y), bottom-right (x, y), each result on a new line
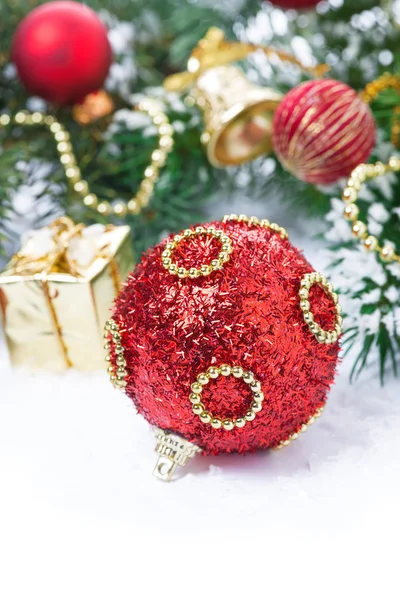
top-left (4, 217), bottom-right (84, 278)
top-left (4, 217), bottom-right (122, 368)
top-left (360, 73), bottom-right (400, 147)
top-left (164, 27), bottom-right (329, 93)
top-left (4, 217), bottom-right (121, 285)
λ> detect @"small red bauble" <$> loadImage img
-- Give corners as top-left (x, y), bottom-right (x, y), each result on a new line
top-left (272, 79), bottom-right (376, 185)
top-left (11, 1), bottom-right (112, 105)
top-left (110, 216), bottom-right (341, 456)
top-left (269, 0), bottom-right (320, 8)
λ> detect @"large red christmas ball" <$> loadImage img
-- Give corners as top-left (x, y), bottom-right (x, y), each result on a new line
top-left (272, 79), bottom-right (376, 185)
top-left (269, 0), bottom-right (320, 8)
top-left (108, 216), bottom-right (341, 455)
top-left (11, 1), bottom-right (112, 105)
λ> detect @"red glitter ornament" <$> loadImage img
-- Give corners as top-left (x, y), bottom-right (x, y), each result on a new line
top-left (272, 79), bottom-right (376, 185)
top-left (11, 1), bottom-right (112, 105)
top-left (109, 216), bottom-right (341, 465)
top-left (269, 0), bottom-right (320, 8)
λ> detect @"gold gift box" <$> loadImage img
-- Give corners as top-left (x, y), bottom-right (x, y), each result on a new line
top-left (0, 218), bottom-right (134, 371)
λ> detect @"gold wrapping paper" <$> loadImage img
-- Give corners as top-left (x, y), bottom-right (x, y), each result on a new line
top-left (0, 219), bottom-right (134, 371)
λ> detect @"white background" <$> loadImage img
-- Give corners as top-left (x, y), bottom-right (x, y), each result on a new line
top-left (1, 333), bottom-right (399, 599)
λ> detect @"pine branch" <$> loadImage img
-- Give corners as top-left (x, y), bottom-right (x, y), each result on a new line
top-left (325, 166), bottom-right (400, 383)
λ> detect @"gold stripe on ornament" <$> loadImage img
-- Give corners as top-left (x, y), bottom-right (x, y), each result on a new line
top-left (341, 157), bottom-right (400, 263)
top-left (274, 405), bottom-right (326, 450)
top-left (285, 86), bottom-right (369, 177)
top-left (282, 80), bottom-right (350, 161)
top-left (0, 99), bottom-right (174, 218)
top-left (222, 214), bottom-right (288, 240)
top-left (297, 98), bottom-right (369, 167)
top-left (282, 84), bottom-right (367, 175)
top-left (287, 82), bottom-right (353, 145)
top-left (161, 226), bottom-right (233, 279)
top-left (104, 318), bottom-right (128, 390)
top-left (297, 105), bottom-right (374, 173)
top-left (189, 365), bottom-right (265, 430)
top-left (299, 272), bottom-right (342, 344)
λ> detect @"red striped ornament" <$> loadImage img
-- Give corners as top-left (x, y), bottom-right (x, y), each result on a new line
top-left (272, 79), bottom-right (376, 185)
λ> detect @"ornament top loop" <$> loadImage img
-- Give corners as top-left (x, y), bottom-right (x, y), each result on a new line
top-left (161, 226), bottom-right (233, 279)
top-left (153, 429), bottom-right (201, 482)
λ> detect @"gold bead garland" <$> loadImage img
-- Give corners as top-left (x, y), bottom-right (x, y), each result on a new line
top-left (161, 226), bottom-right (233, 279)
top-left (274, 405), bottom-right (325, 450)
top-left (222, 213), bottom-right (288, 240)
top-left (361, 72), bottom-right (400, 104)
top-left (360, 73), bottom-right (400, 147)
top-left (392, 106), bottom-right (400, 148)
top-left (0, 98), bottom-right (174, 217)
top-left (104, 318), bottom-right (128, 389)
top-left (299, 272), bottom-right (342, 344)
top-left (341, 157), bottom-right (400, 263)
top-left (189, 364), bottom-right (265, 430)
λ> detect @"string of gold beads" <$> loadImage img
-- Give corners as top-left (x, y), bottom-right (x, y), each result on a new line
top-left (342, 157), bottom-right (400, 263)
top-left (104, 318), bottom-right (128, 389)
top-left (0, 98), bottom-right (173, 218)
top-left (361, 73), bottom-right (400, 103)
top-left (161, 226), bottom-right (233, 279)
top-left (222, 214), bottom-right (288, 240)
top-left (190, 365), bottom-right (265, 430)
top-left (391, 106), bottom-right (400, 148)
top-left (274, 405), bottom-right (325, 450)
top-left (360, 73), bottom-right (400, 147)
top-left (299, 272), bottom-right (342, 344)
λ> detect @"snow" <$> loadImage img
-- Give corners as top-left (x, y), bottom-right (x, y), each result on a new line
top-left (1, 231), bottom-right (399, 599)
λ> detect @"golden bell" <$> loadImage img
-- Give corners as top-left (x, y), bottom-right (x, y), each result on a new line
top-left (164, 27), bottom-right (328, 168)
top-left (192, 65), bottom-right (282, 167)
top-left (164, 27), bottom-right (285, 168)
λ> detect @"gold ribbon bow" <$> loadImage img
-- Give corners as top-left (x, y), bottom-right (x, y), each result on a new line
top-left (3, 217), bottom-right (122, 368)
top-left (5, 217), bottom-right (121, 287)
top-left (4, 217), bottom-right (85, 278)
top-left (164, 27), bottom-right (329, 93)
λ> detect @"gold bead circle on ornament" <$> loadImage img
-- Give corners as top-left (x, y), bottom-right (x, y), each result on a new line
top-left (341, 157), bottom-right (400, 263)
top-left (189, 365), bottom-right (265, 430)
top-left (161, 226), bottom-right (233, 279)
top-left (299, 272), bottom-right (342, 344)
top-left (104, 318), bottom-right (128, 390)
top-left (274, 404), bottom-right (325, 450)
top-left (222, 213), bottom-right (288, 240)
